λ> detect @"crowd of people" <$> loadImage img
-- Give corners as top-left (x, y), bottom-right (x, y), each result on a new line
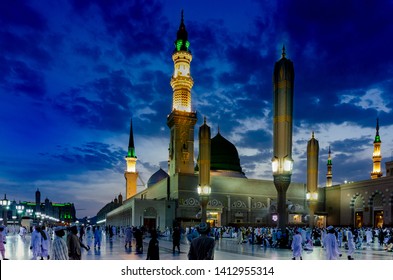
top-left (0, 222), bottom-right (392, 260)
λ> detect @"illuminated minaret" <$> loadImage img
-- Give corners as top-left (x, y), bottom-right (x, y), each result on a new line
top-left (307, 132), bottom-right (319, 228)
top-left (167, 11), bottom-right (197, 176)
top-left (371, 118), bottom-right (382, 179)
top-left (326, 146), bottom-right (333, 187)
top-left (272, 46), bottom-right (294, 231)
top-left (125, 119), bottom-right (138, 199)
top-left (197, 117), bottom-right (211, 223)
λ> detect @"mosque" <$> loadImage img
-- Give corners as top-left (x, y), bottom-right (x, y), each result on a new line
top-left (101, 13), bottom-right (393, 230)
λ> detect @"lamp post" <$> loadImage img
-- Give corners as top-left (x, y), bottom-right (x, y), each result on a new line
top-left (16, 205), bottom-right (24, 226)
top-left (306, 192), bottom-right (318, 228)
top-left (197, 118), bottom-right (211, 224)
top-left (0, 194), bottom-right (10, 225)
top-left (272, 47), bottom-right (295, 232)
top-left (306, 132), bottom-right (319, 229)
top-left (197, 185), bottom-right (211, 223)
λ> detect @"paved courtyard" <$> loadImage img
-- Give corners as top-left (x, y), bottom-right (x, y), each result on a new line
top-left (3, 232), bottom-right (393, 260)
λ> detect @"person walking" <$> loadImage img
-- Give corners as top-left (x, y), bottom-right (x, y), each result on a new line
top-left (93, 226), bottom-right (102, 250)
top-left (30, 226), bottom-right (42, 260)
top-left (134, 227), bottom-right (143, 254)
top-left (346, 226), bottom-right (355, 260)
top-left (79, 225), bottom-right (85, 243)
top-left (146, 229), bottom-right (159, 260)
top-left (67, 225), bottom-right (81, 260)
top-left (0, 226), bottom-right (8, 260)
top-left (86, 226), bottom-right (94, 250)
top-left (40, 225), bottom-right (50, 260)
top-left (188, 222), bottom-right (215, 260)
top-left (124, 226), bottom-right (133, 249)
top-left (324, 226), bottom-right (340, 260)
top-left (291, 228), bottom-right (303, 260)
top-left (172, 226), bottom-right (181, 254)
top-left (51, 226), bottom-right (68, 260)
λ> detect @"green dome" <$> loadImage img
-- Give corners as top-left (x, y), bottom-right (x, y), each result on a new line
top-left (210, 132), bottom-right (242, 172)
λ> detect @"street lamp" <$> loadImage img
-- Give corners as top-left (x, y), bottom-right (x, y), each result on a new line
top-left (306, 192), bottom-right (318, 228)
top-left (16, 205), bottom-right (24, 226)
top-left (0, 194), bottom-right (10, 225)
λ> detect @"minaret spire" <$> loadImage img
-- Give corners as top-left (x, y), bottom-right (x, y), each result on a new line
top-left (375, 117), bottom-right (380, 142)
top-left (127, 119), bottom-right (136, 158)
top-left (282, 45), bottom-right (286, 58)
top-left (125, 119), bottom-right (139, 199)
top-left (371, 118), bottom-right (382, 179)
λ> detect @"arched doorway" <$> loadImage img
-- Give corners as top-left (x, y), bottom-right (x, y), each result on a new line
top-left (371, 192), bottom-right (384, 228)
top-left (143, 207), bottom-right (157, 230)
top-left (353, 195), bottom-right (364, 228)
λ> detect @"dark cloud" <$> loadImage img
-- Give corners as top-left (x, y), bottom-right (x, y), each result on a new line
top-left (71, 0), bottom-right (171, 58)
top-left (0, 0), bottom-right (47, 30)
top-left (0, 59), bottom-right (46, 98)
top-left (53, 142), bottom-right (125, 172)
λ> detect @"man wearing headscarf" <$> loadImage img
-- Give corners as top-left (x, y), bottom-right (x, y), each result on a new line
top-left (51, 226), bottom-right (68, 260)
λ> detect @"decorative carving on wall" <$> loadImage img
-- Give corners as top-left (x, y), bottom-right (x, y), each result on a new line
top-left (183, 197), bottom-right (200, 207)
top-left (252, 201), bottom-right (266, 209)
top-left (232, 200), bottom-right (247, 208)
top-left (208, 199), bottom-right (223, 207)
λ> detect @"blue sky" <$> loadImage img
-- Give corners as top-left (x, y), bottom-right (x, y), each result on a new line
top-left (1, 0), bottom-right (393, 218)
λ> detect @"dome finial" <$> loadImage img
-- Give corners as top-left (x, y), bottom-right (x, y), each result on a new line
top-left (282, 45), bottom-right (286, 58)
top-left (204, 116), bottom-right (206, 125)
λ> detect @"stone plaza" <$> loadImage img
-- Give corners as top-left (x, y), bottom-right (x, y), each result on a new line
top-left (3, 231), bottom-right (392, 261)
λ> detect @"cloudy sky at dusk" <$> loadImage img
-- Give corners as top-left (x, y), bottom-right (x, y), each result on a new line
top-left (1, 0), bottom-right (393, 218)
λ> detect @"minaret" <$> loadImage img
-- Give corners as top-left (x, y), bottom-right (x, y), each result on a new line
top-left (118, 193), bottom-right (123, 205)
top-left (35, 188), bottom-right (41, 213)
top-left (198, 117), bottom-right (211, 223)
top-left (371, 118), bottom-right (382, 179)
top-left (125, 119), bottom-right (138, 199)
top-left (326, 146), bottom-right (333, 187)
top-left (307, 132), bottom-right (319, 228)
top-left (272, 46), bottom-right (294, 231)
top-left (167, 10), bottom-right (197, 176)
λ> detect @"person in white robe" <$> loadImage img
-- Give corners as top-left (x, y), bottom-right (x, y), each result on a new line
top-left (291, 228), bottom-right (303, 260)
top-left (324, 226), bottom-right (340, 260)
top-left (30, 226), bottom-right (42, 260)
top-left (86, 226), bottom-right (94, 250)
top-left (40, 225), bottom-right (50, 260)
top-left (365, 228), bottom-right (373, 246)
top-left (346, 226), bottom-right (355, 260)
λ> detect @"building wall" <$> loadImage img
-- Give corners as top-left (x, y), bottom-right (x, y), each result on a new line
top-left (325, 176), bottom-right (393, 227)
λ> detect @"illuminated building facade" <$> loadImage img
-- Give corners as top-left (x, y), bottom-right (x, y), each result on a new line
top-left (104, 12), bottom-right (393, 230)
top-left (1, 189), bottom-right (75, 227)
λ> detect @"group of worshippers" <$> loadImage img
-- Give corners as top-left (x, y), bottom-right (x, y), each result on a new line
top-left (28, 225), bottom-right (94, 260)
top-left (290, 225), bottom-right (356, 260)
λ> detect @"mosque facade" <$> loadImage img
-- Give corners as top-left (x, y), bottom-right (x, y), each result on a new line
top-left (103, 13), bottom-right (393, 230)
